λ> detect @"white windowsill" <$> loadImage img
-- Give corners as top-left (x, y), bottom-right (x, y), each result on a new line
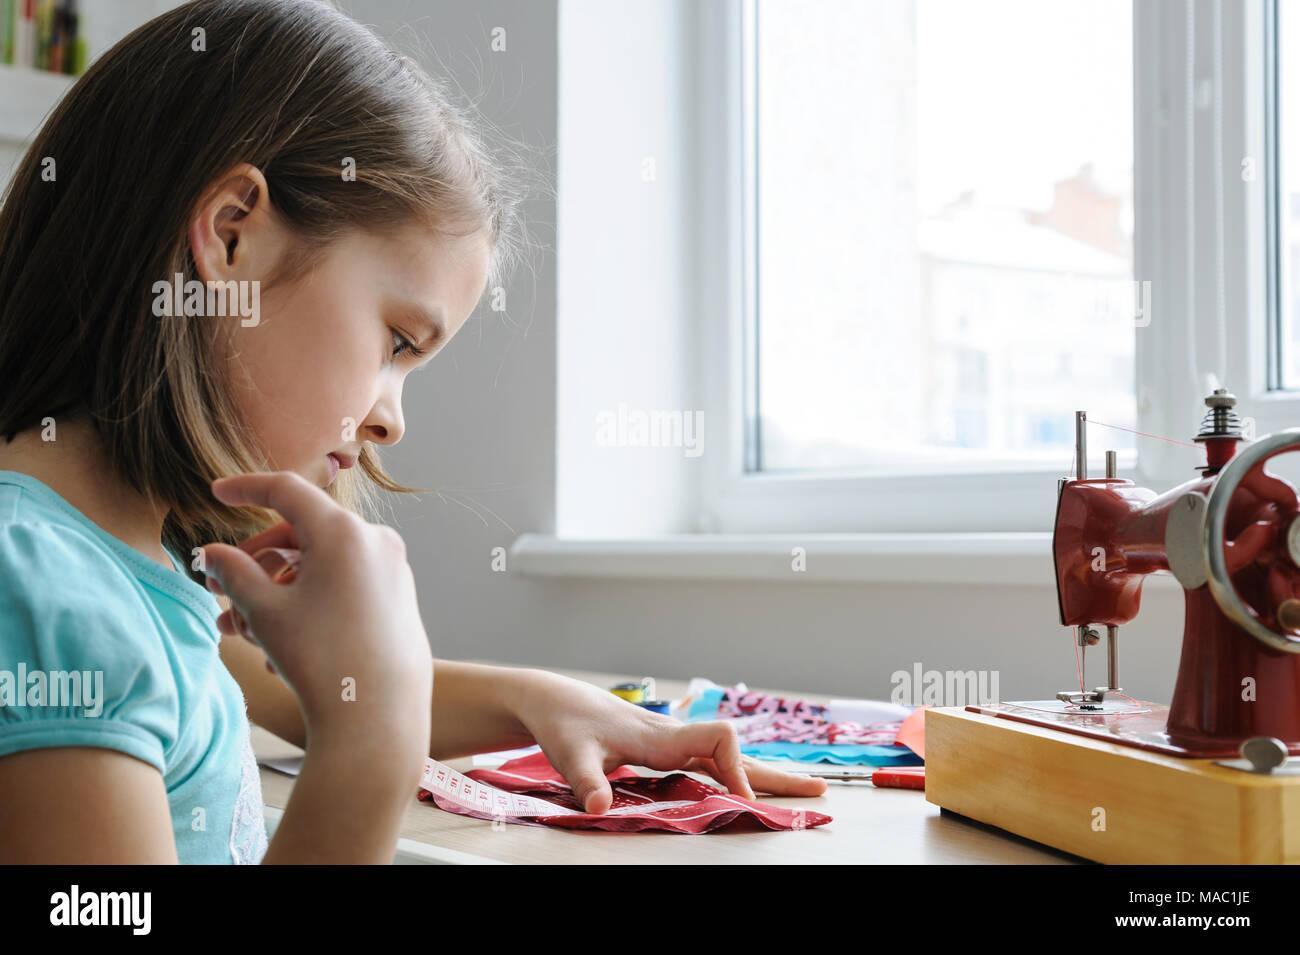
top-left (511, 532), bottom-right (1190, 587)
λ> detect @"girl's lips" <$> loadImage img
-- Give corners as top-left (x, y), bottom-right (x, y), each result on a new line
top-left (326, 453), bottom-right (340, 484)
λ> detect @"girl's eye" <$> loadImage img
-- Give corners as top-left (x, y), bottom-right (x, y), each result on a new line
top-left (391, 329), bottom-right (427, 361)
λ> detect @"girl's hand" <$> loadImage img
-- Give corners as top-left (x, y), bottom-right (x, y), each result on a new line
top-left (200, 472), bottom-right (433, 747)
top-left (211, 545), bottom-right (300, 672)
top-left (513, 672), bottom-right (828, 814)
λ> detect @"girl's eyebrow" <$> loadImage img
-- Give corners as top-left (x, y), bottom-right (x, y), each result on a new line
top-left (395, 300), bottom-right (446, 349)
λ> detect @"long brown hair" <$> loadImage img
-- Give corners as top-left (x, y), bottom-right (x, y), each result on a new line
top-left (0, 0), bottom-right (542, 582)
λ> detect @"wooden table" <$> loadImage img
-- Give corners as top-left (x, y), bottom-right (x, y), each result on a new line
top-left (253, 663), bottom-right (1085, 864)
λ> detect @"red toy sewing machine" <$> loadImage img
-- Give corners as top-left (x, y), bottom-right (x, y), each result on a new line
top-left (924, 390), bottom-right (1300, 863)
top-left (1048, 388), bottom-right (1300, 757)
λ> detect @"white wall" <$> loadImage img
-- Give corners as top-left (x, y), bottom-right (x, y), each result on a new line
top-left (554, 0), bottom-right (701, 538)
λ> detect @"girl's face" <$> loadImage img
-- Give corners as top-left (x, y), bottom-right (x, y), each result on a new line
top-left (190, 167), bottom-right (491, 487)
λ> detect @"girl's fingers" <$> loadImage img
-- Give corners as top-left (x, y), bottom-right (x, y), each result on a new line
top-left (705, 724), bottom-right (756, 800)
top-left (657, 722), bottom-right (755, 801)
top-left (212, 548), bottom-right (297, 632)
top-left (209, 472), bottom-right (335, 551)
top-left (252, 547), bottom-right (300, 582)
top-left (216, 609), bottom-right (278, 674)
top-left (709, 757), bottom-right (829, 797)
top-left (236, 520), bottom-right (300, 559)
top-left (546, 741), bottom-right (614, 814)
top-left (216, 607), bottom-right (259, 647)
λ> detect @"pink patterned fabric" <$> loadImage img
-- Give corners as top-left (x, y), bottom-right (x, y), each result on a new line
top-left (714, 687), bottom-right (904, 746)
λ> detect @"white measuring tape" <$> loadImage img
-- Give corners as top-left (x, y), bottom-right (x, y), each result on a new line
top-left (420, 757), bottom-right (705, 819)
top-left (421, 757), bottom-right (579, 817)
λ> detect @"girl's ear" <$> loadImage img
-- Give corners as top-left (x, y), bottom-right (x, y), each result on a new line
top-left (189, 165), bottom-right (276, 281)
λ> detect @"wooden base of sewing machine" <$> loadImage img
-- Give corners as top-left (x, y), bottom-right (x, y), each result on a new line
top-left (925, 706), bottom-right (1300, 864)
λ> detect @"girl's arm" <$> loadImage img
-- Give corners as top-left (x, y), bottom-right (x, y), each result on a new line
top-left (0, 747), bottom-right (180, 863)
top-left (224, 630), bottom-right (827, 812)
top-left (218, 620), bottom-right (536, 758)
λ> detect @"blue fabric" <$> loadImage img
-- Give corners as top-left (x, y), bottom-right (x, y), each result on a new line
top-left (741, 743), bottom-right (924, 766)
top-left (0, 470), bottom-right (267, 864)
top-left (687, 687), bottom-right (726, 720)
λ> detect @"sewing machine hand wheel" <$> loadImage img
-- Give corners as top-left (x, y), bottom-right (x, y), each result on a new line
top-left (1204, 428), bottom-right (1300, 652)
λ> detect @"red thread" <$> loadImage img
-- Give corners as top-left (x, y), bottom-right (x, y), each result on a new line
top-left (1105, 691), bottom-right (1143, 709)
top-left (1063, 418), bottom-right (1196, 480)
top-left (1059, 678), bottom-right (1145, 714)
top-left (1087, 419), bottom-right (1198, 449)
top-left (1071, 628), bottom-right (1084, 691)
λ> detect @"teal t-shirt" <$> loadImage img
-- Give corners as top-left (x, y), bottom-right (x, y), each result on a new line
top-left (0, 470), bottom-right (268, 864)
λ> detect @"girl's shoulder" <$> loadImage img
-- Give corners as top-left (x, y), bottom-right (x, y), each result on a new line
top-left (0, 470), bottom-right (219, 624)
top-left (0, 516), bottom-right (184, 775)
top-left (0, 518), bottom-right (153, 620)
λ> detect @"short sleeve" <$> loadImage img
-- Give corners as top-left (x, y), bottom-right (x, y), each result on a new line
top-left (0, 522), bottom-right (180, 773)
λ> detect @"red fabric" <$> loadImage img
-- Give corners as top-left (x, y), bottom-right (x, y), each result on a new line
top-left (417, 751), bottom-right (832, 833)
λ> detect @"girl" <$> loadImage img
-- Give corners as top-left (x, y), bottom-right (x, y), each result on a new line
top-left (0, 0), bottom-right (825, 864)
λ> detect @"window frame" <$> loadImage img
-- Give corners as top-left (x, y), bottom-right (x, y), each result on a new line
top-left (698, 0), bottom-right (1293, 535)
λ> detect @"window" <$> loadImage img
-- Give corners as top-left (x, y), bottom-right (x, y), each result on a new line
top-left (698, 0), bottom-right (1296, 535)
top-left (752, 0), bottom-right (1137, 476)
top-left (1275, 0), bottom-right (1300, 388)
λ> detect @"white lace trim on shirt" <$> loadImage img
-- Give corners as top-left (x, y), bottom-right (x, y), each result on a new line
top-left (230, 724), bottom-right (269, 864)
